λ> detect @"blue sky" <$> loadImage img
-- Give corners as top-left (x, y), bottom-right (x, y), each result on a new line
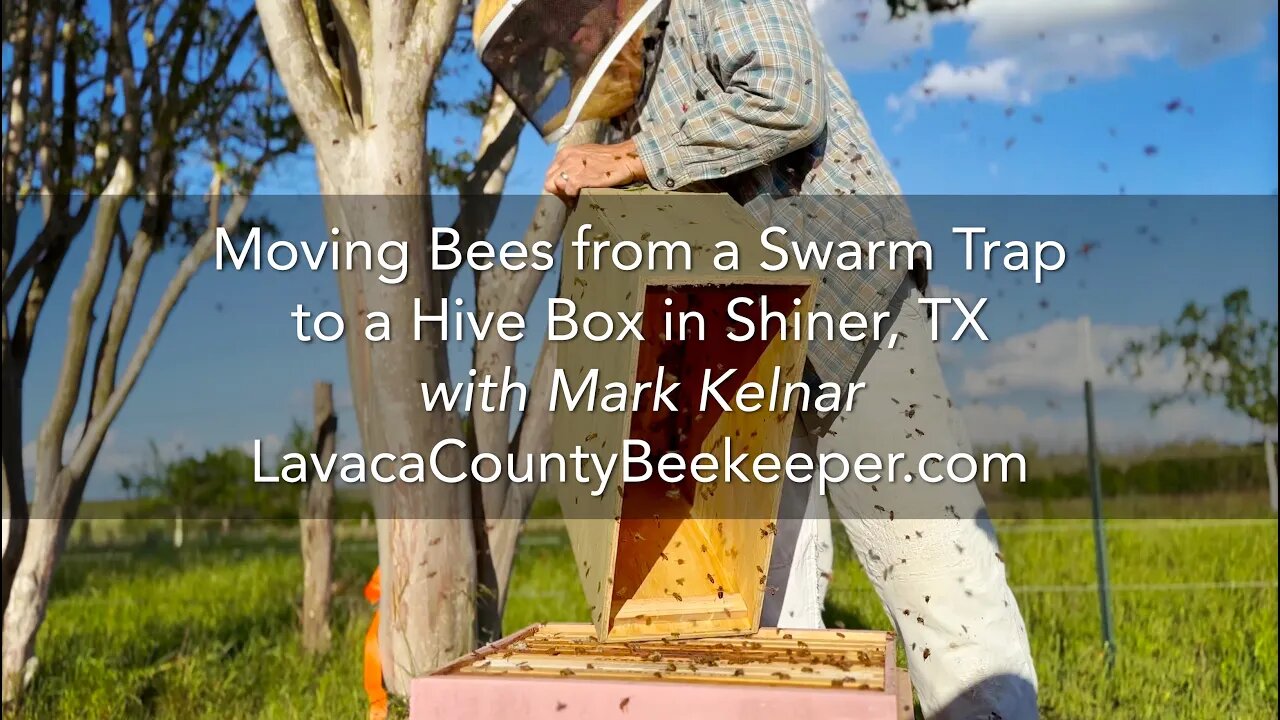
top-left (13, 0), bottom-right (1279, 497)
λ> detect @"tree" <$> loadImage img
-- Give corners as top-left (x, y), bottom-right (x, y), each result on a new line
top-left (885, 0), bottom-right (971, 18)
top-left (1111, 288), bottom-right (1278, 504)
top-left (255, 0), bottom-right (476, 693)
top-left (255, 0), bottom-right (606, 690)
top-left (132, 446), bottom-right (264, 523)
top-left (1, 0), bottom-right (300, 699)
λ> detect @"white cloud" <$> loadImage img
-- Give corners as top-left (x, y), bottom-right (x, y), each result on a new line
top-left (959, 317), bottom-right (1210, 399)
top-left (962, 399), bottom-right (1259, 453)
top-left (21, 423), bottom-right (165, 483)
top-left (914, 58), bottom-right (1030, 104)
top-left (809, 0), bottom-right (937, 70)
top-left (239, 433), bottom-right (282, 458)
top-left (818, 0), bottom-right (1276, 112)
top-left (962, 0), bottom-right (1271, 71)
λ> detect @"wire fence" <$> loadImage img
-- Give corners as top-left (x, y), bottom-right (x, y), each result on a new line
top-left (59, 518), bottom-right (1278, 603)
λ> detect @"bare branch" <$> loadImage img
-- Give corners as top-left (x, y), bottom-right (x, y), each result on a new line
top-left (177, 9), bottom-right (260, 119)
top-left (2, 0), bottom-right (36, 273)
top-left (470, 121), bottom-right (605, 480)
top-left (299, 0), bottom-right (348, 116)
top-left (376, 0), bottom-right (460, 121)
top-left (450, 85), bottom-right (522, 288)
top-left (9, 226), bottom-right (72, 369)
top-left (33, 176), bottom-right (130, 486)
top-left (68, 185), bottom-right (256, 480)
top-left (257, 0), bottom-right (356, 170)
top-left (34, 0), bottom-right (59, 201)
top-left (486, 338), bottom-right (555, 612)
top-left (55, 0), bottom-right (87, 195)
top-left (330, 0), bottom-right (372, 69)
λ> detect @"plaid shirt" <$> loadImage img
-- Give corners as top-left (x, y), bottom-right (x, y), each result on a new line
top-left (625, 0), bottom-right (920, 417)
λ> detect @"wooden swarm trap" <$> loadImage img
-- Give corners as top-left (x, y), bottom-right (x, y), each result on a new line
top-left (411, 624), bottom-right (913, 720)
top-left (552, 189), bottom-right (817, 642)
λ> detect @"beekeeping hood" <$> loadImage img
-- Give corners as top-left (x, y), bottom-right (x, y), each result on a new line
top-left (474, 0), bottom-right (666, 142)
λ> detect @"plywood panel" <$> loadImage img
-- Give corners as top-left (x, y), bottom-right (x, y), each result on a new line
top-left (554, 189), bottom-right (817, 642)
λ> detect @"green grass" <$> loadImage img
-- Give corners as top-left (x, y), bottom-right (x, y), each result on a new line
top-left (7, 519), bottom-right (1277, 719)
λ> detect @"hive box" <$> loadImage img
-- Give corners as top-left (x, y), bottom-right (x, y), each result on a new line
top-left (552, 189), bottom-right (817, 642)
top-left (410, 624), bottom-right (913, 720)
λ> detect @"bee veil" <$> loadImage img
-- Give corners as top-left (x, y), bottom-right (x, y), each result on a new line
top-left (474, 0), bottom-right (667, 142)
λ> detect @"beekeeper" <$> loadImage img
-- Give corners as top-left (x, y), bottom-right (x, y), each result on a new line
top-left (474, 1), bottom-right (1040, 717)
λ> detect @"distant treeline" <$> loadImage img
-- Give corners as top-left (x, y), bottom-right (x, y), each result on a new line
top-left (83, 440), bottom-right (1274, 520)
top-left (990, 442), bottom-right (1272, 499)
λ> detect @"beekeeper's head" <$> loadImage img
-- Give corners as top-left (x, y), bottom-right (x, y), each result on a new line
top-left (474, 0), bottom-right (665, 142)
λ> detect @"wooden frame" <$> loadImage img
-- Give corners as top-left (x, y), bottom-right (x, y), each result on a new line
top-left (411, 623), bottom-right (913, 720)
top-left (552, 189), bottom-right (818, 642)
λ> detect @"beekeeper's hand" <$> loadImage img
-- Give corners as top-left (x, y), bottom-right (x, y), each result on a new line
top-left (544, 138), bottom-right (648, 202)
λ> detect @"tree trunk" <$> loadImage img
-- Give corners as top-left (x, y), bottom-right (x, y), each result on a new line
top-left (321, 130), bottom-right (475, 693)
top-left (1, 341), bottom-right (28, 614)
top-left (470, 121), bottom-right (606, 637)
top-left (486, 340), bottom-right (557, 620)
top-left (1265, 434), bottom-right (1277, 514)
top-left (1, 514), bottom-right (63, 699)
top-left (301, 381), bottom-right (337, 654)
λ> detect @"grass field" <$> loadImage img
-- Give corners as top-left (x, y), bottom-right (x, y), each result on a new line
top-left (6, 517), bottom-right (1277, 719)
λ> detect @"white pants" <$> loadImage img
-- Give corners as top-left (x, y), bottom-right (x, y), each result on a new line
top-left (761, 285), bottom-right (1039, 719)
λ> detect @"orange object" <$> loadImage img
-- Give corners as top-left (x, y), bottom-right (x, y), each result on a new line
top-left (363, 568), bottom-right (387, 720)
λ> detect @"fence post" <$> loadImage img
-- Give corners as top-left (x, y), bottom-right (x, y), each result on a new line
top-left (301, 380), bottom-right (337, 654)
top-left (1080, 316), bottom-right (1116, 669)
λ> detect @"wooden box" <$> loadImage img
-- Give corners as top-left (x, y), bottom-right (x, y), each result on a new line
top-left (411, 624), bottom-right (913, 720)
top-left (552, 189), bottom-right (817, 642)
